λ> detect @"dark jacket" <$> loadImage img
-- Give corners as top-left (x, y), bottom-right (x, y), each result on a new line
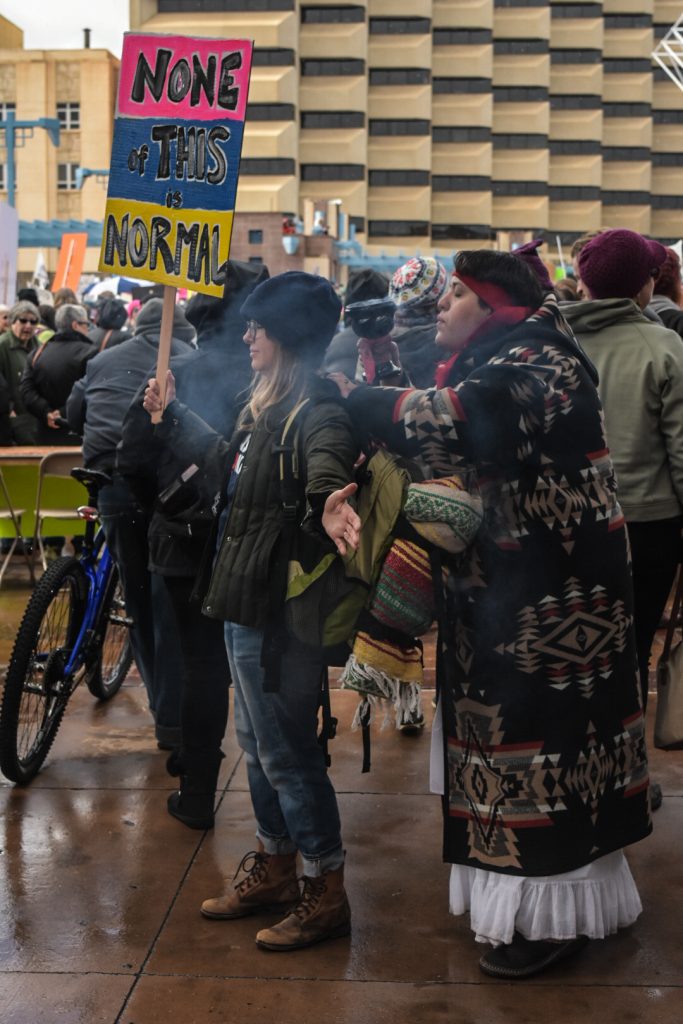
top-left (649, 294), bottom-right (683, 339)
top-left (153, 375), bottom-right (357, 628)
top-left (66, 307), bottom-right (195, 470)
top-left (0, 329), bottom-right (40, 443)
top-left (391, 321), bottom-right (441, 388)
top-left (115, 260), bottom-right (269, 576)
top-left (20, 328), bottom-right (96, 444)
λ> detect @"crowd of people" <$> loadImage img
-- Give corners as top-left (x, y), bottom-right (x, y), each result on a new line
top-left (1, 226), bottom-right (680, 977)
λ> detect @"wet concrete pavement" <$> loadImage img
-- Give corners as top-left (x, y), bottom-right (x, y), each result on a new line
top-left (1, 566), bottom-right (682, 1023)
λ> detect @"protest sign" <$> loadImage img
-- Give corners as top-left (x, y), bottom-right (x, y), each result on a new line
top-left (52, 232), bottom-right (88, 293)
top-left (99, 32), bottom-right (253, 298)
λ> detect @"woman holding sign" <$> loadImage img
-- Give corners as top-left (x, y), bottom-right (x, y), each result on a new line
top-left (144, 271), bottom-right (357, 951)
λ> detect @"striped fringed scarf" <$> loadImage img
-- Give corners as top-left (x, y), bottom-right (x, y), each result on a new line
top-left (342, 476), bottom-right (483, 729)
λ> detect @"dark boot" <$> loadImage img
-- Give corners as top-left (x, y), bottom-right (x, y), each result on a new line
top-left (255, 864), bottom-right (351, 951)
top-left (479, 932), bottom-right (589, 979)
top-left (167, 751), bottom-right (224, 830)
top-left (201, 843), bottom-right (300, 920)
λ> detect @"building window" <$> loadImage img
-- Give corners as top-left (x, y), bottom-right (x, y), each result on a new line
top-left (603, 147), bottom-right (651, 161)
top-left (349, 215), bottom-right (365, 233)
top-left (550, 49), bottom-right (602, 64)
top-left (604, 14), bottom-right (652, 28)
top-left (493, 86), bottom-right (549, 102)
top-left (368, 220), bottom-right (429, 237)
top-left (370, 68), bottom-right (431, 85)
top-left (369, 169), bottom-right (430, 186)
top-left (252, 49), bottom-right (295, 66)
top-left (549, 185), bottom-right (601, 200)
top-left (433, 29), bottom-right (492, 45)
top-left (246, 103), bottom-right (296, 120)
top-left (57, 102), bottom-right (80, 130)
top-left (603, 102), bottom-right (651, 117)
top-left (493, 133), bottom-right (548, 149)
top-left (601, 190), bottom-right (651, 205)
top-left (432, 126), bottom-right (492, 142)
top-left (0, 164), bottom-right (6, 190)
top-left (301, 58), bottom-right (365, 76)
top-left (301, 111), bottom-right (365, 128)
top-left (495, 0), bottom-right (547, 6)
top-left (494, 181), bottom-right (548, 196)
top-left (0, 102), bottom-right (16, 119)
top-left (370, 17), bottom-right (431, 34)
top-left (493, 40), bottom-right (549, 54)
top-left (248, 256), bottom-right (265, 263)
top-left (432, 224), bottom-right (493, 241)
top-left (248, 229), bottom-right (263, 244)
top-left (57, 163), bottom-right (80, 190)
top-left (239, 158), bottom-right (295, 174)
top-left (652, 195), bottom-right (683, 209)
top-left (369, 119), bottom-right (430, 136)
top-left (603, 59), bottom-right (653, 74)
top-left (158, 0), bottom-right (294, 10)
top-left (549, 140), bottom-right (601, 154)
top-left (550, 95), bottom-right (601, 109)
top-left (551, 4), bottom-right (602, 18)
top-left (300, 164), bottom-right (365, 180)
top-left (652, 153), bottom-right (683, 166)
top-left (433, 77), bottom-right (491, 93)
top-left (653, 110), bottom-right (683, 124)
top-left (432, 175), bottom-right (492, 191)
top-left (301, 5), bottom-right (364, 23)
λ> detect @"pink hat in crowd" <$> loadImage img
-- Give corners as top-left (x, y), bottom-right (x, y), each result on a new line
top-left (578, 228), bottom-right (668, 300)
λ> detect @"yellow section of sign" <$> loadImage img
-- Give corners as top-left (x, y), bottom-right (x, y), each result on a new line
top-left (98, 197), bottom-right (234, 297)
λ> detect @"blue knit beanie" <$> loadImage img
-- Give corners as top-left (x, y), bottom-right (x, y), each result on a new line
top-left (240, 271), bottom-right (342, 359)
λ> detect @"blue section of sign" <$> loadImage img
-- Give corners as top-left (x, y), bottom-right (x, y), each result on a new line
top-left (107, 116), bottom-right (243, 212)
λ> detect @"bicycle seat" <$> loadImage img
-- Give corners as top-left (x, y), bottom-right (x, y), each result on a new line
top-left (71, 468), bottom-right (113, 491)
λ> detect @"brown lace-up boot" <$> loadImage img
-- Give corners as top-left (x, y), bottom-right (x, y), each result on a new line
top-left (200, 844), bottom-right (299, 920)
top-left (255, 864), bottom-right (351, 950)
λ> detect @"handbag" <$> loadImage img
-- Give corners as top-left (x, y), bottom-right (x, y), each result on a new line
top-left (654, 567), bottom-right (683, 750)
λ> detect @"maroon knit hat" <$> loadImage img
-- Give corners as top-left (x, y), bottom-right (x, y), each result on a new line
top-left (578, 228), bottom-right (668, 300)
top-left (512, 238), bottom-right (554, 291)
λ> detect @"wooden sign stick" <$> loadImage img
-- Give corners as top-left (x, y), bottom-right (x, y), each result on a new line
top-left (151, 284), bottom-right (177, 425)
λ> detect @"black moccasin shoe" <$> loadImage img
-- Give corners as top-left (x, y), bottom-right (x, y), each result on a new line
top-left (479, 932), bottom-right (589, 979)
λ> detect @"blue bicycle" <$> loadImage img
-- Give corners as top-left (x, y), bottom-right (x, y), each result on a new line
top-left (0, 468), bottom-right (133, 783)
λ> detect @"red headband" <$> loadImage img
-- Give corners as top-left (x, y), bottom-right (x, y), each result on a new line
top-left (454, 272), bottom-right (515, 311)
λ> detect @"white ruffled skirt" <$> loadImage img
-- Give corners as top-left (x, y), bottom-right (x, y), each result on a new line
top-left (430, 700), bottom-right (643, 946)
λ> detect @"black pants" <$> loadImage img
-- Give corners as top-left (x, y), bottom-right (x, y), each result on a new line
top-left (162, 574), bottom-right (231, 775)
top-left (628, 516), bottom-right (682, 711)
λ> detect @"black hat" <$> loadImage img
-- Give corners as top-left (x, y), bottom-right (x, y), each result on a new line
top-left (240, 271), bottom-right (342, 358)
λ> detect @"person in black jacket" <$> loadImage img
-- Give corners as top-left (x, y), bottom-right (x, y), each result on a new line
top-left (20, 303), bottom-right (96, 445)
top-left (143, 271), bottom-right (358, 952)
top-left (116, 260), bottom-right (269, 829)
top-left (66, 298), bottom-right (195, 750)
top-left (88, 298), bottom-right (132, 352)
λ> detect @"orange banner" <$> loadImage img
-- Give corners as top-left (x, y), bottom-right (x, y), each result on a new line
top-left (52, 233), bottom-right (88, 293)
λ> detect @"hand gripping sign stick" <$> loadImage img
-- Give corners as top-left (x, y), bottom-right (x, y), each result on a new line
top-left (151, 284), bottom-right (177, 424)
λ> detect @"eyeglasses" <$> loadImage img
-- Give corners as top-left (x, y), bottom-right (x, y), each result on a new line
top-left (16, 317), bottom-right (38, 325)
top-left (76, 320), bottom-right (89, 326)
top-left (245, 320), bottom-right (264, 339)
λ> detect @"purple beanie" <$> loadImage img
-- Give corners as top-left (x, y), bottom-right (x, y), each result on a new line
top-left (512, 239), bottom-right (554, 292)
top-left (578, 229), bottom-right (668, 300)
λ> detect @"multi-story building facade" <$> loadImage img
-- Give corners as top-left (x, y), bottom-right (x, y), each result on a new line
top-left (0, 16), bottom-right (118, 276)
top-left (129, 0), bottom-right (683, 261)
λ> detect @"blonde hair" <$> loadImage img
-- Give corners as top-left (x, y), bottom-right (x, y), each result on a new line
top-left (238, 340), bottom-right (308, 430)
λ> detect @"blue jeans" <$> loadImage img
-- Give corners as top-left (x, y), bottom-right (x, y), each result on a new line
top-left (224, 621), bottom-right (343, 876)
top-left (98, 473), bottom-right (183, 733)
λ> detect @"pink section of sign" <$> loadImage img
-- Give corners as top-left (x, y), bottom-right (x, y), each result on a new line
top-left (118, 32), bottom-right (252, 121)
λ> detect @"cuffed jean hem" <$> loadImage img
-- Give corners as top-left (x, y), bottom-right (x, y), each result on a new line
top-left (301, 845), bottom-right (345, 878)
top-left (257, 829), bottom-right (297, 857)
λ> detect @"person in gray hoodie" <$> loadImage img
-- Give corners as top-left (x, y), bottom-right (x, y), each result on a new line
top-left (649, 245), bottom-right (683, 339)
top-left (562, 229), bottom-right (683, 761)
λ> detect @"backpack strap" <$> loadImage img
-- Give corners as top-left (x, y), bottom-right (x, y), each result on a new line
top-left (261, 398), bottom-right (312, 693)
top-left (99, 329), bottom-right (113, 352)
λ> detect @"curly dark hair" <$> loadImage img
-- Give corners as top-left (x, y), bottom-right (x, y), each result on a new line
top-left (654, 247), bottom-right (682, 303)
top-left (454, 250), bottom-right (544, 310)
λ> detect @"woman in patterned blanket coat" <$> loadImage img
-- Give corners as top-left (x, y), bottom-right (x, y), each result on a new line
top-left (324, 249), bottom-right (652, 979)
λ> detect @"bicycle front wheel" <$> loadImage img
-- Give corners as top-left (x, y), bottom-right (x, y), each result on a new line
top-left (0, 557), bottom-right (87, 784)
top-left (85, 567), bottom-right (133, 701)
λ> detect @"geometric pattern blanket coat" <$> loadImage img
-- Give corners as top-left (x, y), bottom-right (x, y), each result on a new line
top-left (347, 296), bottom-right (652, 877)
